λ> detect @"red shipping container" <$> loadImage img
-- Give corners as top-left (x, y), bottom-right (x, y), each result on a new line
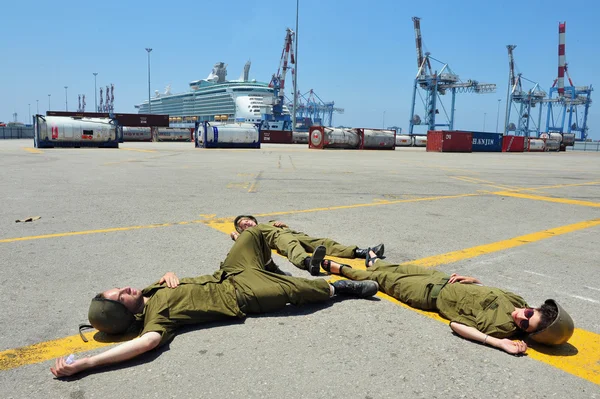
top-left (426, 130), bottom-right (472, 152)
top-left (502, 135), bottom-right (525, 152)
top-left (260, 130), bottom-right (293, 144)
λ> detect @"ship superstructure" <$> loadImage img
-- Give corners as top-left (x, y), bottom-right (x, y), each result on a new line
top-left (135, 61), bottom-right (290, 126)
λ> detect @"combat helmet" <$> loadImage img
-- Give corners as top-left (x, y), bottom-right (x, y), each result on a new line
top-left (87, 295), bottom-right (135, 334)
top-left (529, 299), bottom-right (574, 345)
top-left (234, 215), bottom-right (258, 233)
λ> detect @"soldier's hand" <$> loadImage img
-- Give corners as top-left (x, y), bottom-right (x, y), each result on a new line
top-left (159, 272), bottom-right (180, 288)
top-left (272, 221), bottom-right (287, 228)
top-left (50, 356), bottom-right (89, 378)
top-left (498, 338), bottom-right (527, 355)
top-left (448, 273), bottom-right (482, 285)
top-left (230, 231), bottom-right (240, 241)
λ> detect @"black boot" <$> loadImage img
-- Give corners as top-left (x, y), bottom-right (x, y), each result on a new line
top-left (304, 245), bottom-right (326, 276)
top-left (332, 280), bottom-right (379, 298)
top-left (354, 244), bottom-right (385, 259)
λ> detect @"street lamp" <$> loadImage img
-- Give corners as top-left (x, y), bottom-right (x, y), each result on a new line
top-left (64, 86), bottom-right (68, 111)
top-left (48, 94), bottom-right (51, 112)
top-left (145, 48), bottom-right (153, 113)
top-left (36, 99), bottom-right (39, 115)
top-left (383, 110), bottom-right (386, 128)
top-left (292, 0), bottom-right (299, 132)
top-left (93, 73), bottom-right (98, 112)
top-left (496, 99), bottom-right (501, 133)
top-left (28, 103), bottom-right (31, 121)
top-left (483, 112), bottom-right (487, 132)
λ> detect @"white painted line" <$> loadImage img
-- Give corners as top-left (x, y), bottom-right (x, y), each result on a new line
top-left (523, 270), bottom-right (552, 278)
top-left (568, 295), bottom-right (600, 304)
top-left (583, 286), bottom-right (600, 292)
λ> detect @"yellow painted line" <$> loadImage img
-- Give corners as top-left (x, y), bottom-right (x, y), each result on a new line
top-left (511, 181), bottom-right (600, 193)
top-left (493, 191), bottom-right (600, 208)
top-left (0, 221), bottom-right (198, 244)
top-left (0, 331), bottom-right (137, 371)
top-left (120, 148), bottom-right (157, 153)
top-left (22, 147), bottom-right (43, 154)
top-left (0, 193), bottom-right (477, 244)
top-left (411, 218), bottom-right (600, 268)
top-left (450, 176), bottom-right (523, 191)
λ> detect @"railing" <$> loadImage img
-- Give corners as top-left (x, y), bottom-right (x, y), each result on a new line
top-left (568, 142), bottom-right (600, 152)
top-left (0, 127), bottom-right (34, 139)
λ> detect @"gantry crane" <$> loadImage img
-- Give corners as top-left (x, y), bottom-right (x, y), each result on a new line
top-left (504, 45), bottom-right (547, 137)
top-left (264, 27), bottom-right (296, 130)
top-left (288, 89), bottom-right (344, 127)
top-left (409, 17), bottom-right (496, 134)
top-left (545, 22), bottom-right (593, 140)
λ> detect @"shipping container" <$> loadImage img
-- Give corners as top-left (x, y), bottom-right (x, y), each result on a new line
top-left (469, 132), bottom-right (503, 152)
top-left (293, 131), bottom-right (309, 144)
top-left (502, 135), bottom-right (525, 152)
top-left (426, 130), bottom-right (472, 152)
top-left (122, 126), bottom-right (152, 142)
top-left (412, 135), bottom-right (427, 147)
top-left (309, 126), bottom-right (360, 149)
top-left (545, 139), bottom-right (561, 152)
top-left (260, 130), bottom-right (293, 144)
top-left (528, 138), bottom-right (545, 152)
top-left (395, 134), bottom-right (412, 147)
top-left (34, 115), bottom-right (119, 148)
top-left (359, 128), bottom-right (396, 150)
top-left (195, 121), bottom-right (260, 149)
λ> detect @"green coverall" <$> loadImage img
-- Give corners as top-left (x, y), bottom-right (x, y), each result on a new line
top-left (342, 261), bottom-right (528, 338)
top-left (138, 226), bottom-right (331, 346)
top-left (256, 222), bottom-right (358, 270)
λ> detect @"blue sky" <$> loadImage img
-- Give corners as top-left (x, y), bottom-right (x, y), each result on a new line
top-left (1, 0), bottom-right (597, 139)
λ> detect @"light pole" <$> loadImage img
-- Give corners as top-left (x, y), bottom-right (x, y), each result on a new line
top-left (64, 86), bottom-right (68, 111)
top-left (383, 110), bottom-right (386, 128)
top-left (292, 0), bottom-right (299, 132)
top-left (28, 104), bottom-right (31, 122)
top-left (495, 99), bottom-right (501, 133)
top-left (48, 94), bottom-right (51, 112)
top-left (483, 112), bottom-right (487, 132)
top-left (145, 48), bottom-right (153, 113)
top-left (93, 72), bottom-right (98, 112)
top-left (36, 100), bottom-right (39, 115)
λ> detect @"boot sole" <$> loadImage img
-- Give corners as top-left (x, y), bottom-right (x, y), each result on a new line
top-left (309, 245), bottom-right (326, 276)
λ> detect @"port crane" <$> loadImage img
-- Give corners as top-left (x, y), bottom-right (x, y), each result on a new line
top-left (545, 22), bottom-right (593, 140)
top-left (408, 17), bottom-right (496, 134)
top-left (504, 45), bottom-right (547, 137)
top-left (264, 28), bottom-right (296, 130)
top-left (289, 89), bottom-right (344, 127)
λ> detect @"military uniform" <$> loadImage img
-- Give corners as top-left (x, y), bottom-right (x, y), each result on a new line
top-left (139, 227), bottom-right (331, 346)
top-left (342, 261), bottom-right (528, 338)
top-left (255, 222), bottom-right (357, 269)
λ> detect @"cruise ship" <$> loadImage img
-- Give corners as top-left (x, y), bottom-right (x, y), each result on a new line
top-left (135, 61), bottom-right (290, 130)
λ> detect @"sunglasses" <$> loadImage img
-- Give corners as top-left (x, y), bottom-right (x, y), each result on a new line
top-left (519, 308), bottom-right (535, 330)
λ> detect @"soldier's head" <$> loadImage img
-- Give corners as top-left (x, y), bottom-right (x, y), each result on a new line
top-left (234, 215), bottom-right (258, 233)
top-left (87, 287), bottom-right (144, 334)
top-left (513, 299), bottom-right (574, 345)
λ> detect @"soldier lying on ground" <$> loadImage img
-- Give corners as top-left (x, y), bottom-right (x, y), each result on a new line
top-left (231, 215), bottom-right (385, 276)
top-left (50, 227), bottom-right (379, 378)
top-left (320, 250), bottom-right (574, 355)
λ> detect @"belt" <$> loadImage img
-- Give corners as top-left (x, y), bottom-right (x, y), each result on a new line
top-left (430, 277), bottom-right (450, 308)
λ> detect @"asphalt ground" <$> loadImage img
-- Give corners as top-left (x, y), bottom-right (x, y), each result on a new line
top-left (0, 139), bottom-right (599, 398)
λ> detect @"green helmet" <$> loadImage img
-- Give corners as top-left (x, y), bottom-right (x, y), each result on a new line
top-left (529, 299), bottom-right (574, 345)
top-left (88, 296), bottom-right (135, 334)
top-left (234, 215), bottom-right (258, 233)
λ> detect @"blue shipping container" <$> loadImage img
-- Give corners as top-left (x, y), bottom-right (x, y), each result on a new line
top-left (470, 132), bottom-right (503, 152)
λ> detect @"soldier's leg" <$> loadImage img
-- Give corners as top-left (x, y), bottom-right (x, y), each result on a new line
top-left (232, 269), bottom-right (332, 314)
top-left (341, 263), bottom-right (446, 310)
top-left (273, 230), bottom-right (312, 269)
top-left (294, 233), bottom-right (357, 258)
top-left (220, 226), bottom-right (272, 274)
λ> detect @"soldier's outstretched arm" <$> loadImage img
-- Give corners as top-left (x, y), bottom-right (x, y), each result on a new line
top-left (449, 322), bottom-right (527, 355)
top-left (50, 331), bottom-right (161, 378)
